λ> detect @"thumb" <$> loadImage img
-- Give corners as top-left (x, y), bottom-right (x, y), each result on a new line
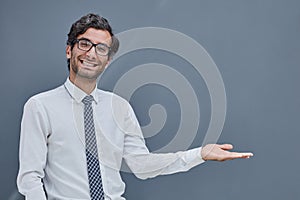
top-left (219, 143), bottom-right (233, 150)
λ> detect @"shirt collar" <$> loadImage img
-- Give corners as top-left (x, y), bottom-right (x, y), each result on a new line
top-left (64, 78), bottom-right (99, 104)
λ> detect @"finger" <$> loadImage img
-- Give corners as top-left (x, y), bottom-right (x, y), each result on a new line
top-left (230, 152), bottom-right (254, 159)
top-left (242, 152), bottom-right (253, 158)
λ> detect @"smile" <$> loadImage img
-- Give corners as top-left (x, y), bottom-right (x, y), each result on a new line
top-left (80, 59), bottom-right (98, 68)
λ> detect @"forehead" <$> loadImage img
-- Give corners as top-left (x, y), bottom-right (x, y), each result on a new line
top-left (77, 28), bottom-right (112, 45)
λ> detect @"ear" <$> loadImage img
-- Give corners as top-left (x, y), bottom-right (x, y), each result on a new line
top-left (66, 45), bottom-right (71, 59)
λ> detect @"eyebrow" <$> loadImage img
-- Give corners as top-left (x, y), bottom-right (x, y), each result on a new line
top-left (78, 37), bottom-right (111, 47)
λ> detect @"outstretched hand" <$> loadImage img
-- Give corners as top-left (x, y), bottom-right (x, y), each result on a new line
top-left (201, 144), bottom-right (253, 161)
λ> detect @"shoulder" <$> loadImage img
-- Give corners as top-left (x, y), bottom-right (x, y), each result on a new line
top-left (24, 84), bottom-right (66, 107)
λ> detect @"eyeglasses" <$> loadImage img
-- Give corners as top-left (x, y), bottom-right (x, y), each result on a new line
top-left (75, 38), bottom-right (111, 56)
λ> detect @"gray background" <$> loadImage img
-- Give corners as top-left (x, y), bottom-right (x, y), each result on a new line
top-left (1, 0), bottom-right (300, 199)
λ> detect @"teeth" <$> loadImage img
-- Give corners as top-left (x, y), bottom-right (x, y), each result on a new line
top-left (82, 61), bottom-right (96, 67)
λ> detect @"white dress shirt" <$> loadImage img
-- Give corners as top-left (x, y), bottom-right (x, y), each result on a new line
top-left (17, 78), bottom-right (205, 200)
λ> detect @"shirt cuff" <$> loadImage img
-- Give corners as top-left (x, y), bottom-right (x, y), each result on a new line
top-left (183, 147), bottom-right (205, 167)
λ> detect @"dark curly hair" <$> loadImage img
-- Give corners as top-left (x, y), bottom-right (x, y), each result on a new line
top-left (66, 13), bottom-right (119, 70)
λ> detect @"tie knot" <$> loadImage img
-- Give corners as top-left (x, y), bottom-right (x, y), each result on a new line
top-left (82, 95), bottom-right (94, 105)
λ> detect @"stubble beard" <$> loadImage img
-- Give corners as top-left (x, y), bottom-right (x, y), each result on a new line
top-left (70, 54), bottom-right (105, 81)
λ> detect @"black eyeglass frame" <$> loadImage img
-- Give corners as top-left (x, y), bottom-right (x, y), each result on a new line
top-left (74, 38), bottom-right (111, 56)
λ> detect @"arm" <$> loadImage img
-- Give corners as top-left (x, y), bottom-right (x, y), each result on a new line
top-left (123, 104), bottom-right (253, 179)
top-left (17, 98), bottom-right (49, 200)
top-left (122, 105), bottom-right (205, 180)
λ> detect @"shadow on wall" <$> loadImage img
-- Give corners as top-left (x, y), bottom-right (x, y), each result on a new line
top-left (8, 190), bottom-right (24, 200)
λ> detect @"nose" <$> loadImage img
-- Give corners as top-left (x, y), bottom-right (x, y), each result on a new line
top-left (85, 46), bottom-right (97, 58)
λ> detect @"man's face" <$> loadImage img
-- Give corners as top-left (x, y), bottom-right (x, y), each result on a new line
top-left (66, 28), bottom-right (111, 81)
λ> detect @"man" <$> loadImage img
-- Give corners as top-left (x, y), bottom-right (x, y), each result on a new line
top-left (17, 13), bottom-right (253, 200)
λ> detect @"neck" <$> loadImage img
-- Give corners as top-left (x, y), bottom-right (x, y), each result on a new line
top-left (69, 74), bottom-right (97, 95)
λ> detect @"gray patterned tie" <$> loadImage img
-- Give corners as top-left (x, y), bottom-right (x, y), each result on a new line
top-left (82, 95), bottom-right (104, 200)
